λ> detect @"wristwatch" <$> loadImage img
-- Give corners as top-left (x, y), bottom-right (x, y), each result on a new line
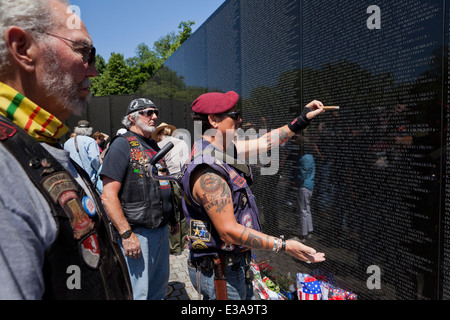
top-left (120, 229), bottom-right (133, 239)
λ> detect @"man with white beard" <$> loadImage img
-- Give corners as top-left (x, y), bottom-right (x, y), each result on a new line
top-left (0, 0), bottom-right (131, 299)
top-left (100, 98), bottom-right (179, 300)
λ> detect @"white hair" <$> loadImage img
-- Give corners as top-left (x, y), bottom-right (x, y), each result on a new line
top-left (74, 126), bottom-right (93, 137)
top-left (121, 111), bottom-right (155, 133)
top-left (0, 0), bottom-right (70, 76)
top-left (121, 112), bottom-right (139, 129)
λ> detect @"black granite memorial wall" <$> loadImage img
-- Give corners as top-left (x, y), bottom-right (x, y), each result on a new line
top-left (81, 0), bottom-right (449, 299)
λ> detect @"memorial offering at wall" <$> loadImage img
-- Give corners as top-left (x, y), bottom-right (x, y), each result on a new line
top-left (101, 0), bottom-right (447, 299)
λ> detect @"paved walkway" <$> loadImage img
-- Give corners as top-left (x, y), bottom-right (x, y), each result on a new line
top-left (164, 248), bottom-right (201, 300)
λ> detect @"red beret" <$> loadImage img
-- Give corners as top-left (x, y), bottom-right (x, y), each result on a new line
top-left (192, 91), bottom-right (239, 114)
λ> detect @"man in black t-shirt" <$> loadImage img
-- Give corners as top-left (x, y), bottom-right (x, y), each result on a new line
top-left (100, 98), bottom-right (179, 300)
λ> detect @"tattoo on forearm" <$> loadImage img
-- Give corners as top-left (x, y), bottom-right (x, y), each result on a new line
top-left (279, 128), bottom-right (290, 145)
top-left (265, 128), bottom-right (291, 149)
top-left (199, 170), bottom-right (232, 213)
top-left (239, 227), bottom-right (271, 250)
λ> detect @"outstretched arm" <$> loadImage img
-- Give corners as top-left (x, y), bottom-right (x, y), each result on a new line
top-left (190, 166), bottom-right (325, 263)
top-left (236, 100), bottom-right (325, 159)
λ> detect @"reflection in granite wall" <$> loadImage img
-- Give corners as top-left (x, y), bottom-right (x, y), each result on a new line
top-left (135, 0), bottom-right (447, 299)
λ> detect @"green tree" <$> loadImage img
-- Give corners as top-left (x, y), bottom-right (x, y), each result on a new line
top-left (94, 54), bottom-right (107, 75)
top-left (178, 21), bottom-right (194, 45)
top-left (153, 20), bottom-right (195, 64)
top-left (91, 21), bottom-right (195, 97)
top-left (91, 53), bottom-right (134, 96)
top-left (126, 43), bottom-right (158, 73)
top-left (125, 43), bottom-right (158, 92)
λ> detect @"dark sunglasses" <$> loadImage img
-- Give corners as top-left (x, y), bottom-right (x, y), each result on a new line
top-left (139, 109), bottom-right (159, 117)
top-left (220, 110), bottom-right (242, 121)
top-left (44, 32), bottom-right (96, 65)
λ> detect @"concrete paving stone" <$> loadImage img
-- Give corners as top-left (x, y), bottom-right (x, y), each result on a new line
top-left (165, 248), bottom-right (200, 300)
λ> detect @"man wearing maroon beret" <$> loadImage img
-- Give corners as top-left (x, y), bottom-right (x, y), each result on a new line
top-left (180, 91), bottom-right (326, 300)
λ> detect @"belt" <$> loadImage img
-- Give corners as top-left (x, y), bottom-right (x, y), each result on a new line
top-left (189, 251), bottom-right (253, 300)
top-left (189, 250), bottom-right (251, 271)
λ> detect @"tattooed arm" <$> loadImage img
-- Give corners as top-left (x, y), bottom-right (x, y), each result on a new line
top-left (190, 166), bottom-right (325, 263)
top-left (235, 100), bottom-right (325, 160)
top-left (235, 125), bottom-right (293, 160)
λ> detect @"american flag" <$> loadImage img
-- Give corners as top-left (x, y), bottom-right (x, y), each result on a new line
top-left (298, 280), bottom-right (322, 300)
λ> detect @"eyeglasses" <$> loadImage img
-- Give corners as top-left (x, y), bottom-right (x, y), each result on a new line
top-left (220, 110), bottom-right (242, 121)
top-left (44, 32), bottom-right (96, 65)
top-left (138, 109), bottom-right (159, 117)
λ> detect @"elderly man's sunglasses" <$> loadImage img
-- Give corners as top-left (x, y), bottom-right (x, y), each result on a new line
top-left (139, 109), bottom-right (159, 117)
top-left (220, 110), bottom-right (242, 121)
top-left (44, 32), bottom-right (96, 65)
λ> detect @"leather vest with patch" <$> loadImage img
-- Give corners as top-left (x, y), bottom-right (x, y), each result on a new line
top-left (0, 116), bottom-right (132, 300)
top-left (118, 131), bottom-right (174, 228)
top-left (181, 139), bottom-right (262, 259)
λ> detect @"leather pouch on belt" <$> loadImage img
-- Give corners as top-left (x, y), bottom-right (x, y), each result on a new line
top-left (213, 255), bottom-right (228, 300)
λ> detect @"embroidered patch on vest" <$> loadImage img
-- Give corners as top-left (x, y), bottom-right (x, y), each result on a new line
top-left (159, 180), bottom-right (170, 188)
top-left (0, 121), bottom-right (17, 141)
top-left (42, 172), bottom-right (77, 203)
top-left (190, 220), bottom-right (211, 242)
top-left (221, 243), bottom-right (235, 251)
top-left (192, 240), bottom-right (208, 250)
top-left (80, 233), bottom-right (100, 268)
top-left (241, 213), bottom-right (253, 228)
top-left (228, 169), bottom-right (238, 180)
top-left (155, 163), bottom-right (170, 189)
top-left (64, 195), bottom-right (95, 240)
top-left (233, 175), bottom-right (246, 188)
top-left (42, 172), bottom-right (94, 239)
top-left (126, 136), bottom-right (139, 147)
top-left (130, 148), bottom-right (144, 162)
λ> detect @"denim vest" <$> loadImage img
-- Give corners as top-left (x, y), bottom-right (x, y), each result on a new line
top-left (181, 139), bottom-right (261, 259)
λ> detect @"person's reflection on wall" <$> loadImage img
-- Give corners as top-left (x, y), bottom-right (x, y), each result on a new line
top-left (312, 114), bottom-right (337, 243)
top-left (293, 130), bottom-right (315, 242)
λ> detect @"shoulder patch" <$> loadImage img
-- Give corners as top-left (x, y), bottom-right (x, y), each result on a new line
top-left (190, 220), bottom-right (211, 242)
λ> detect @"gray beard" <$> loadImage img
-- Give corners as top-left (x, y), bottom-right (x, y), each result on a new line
top-left (136, 117), bottom-right (156, 134)
top-left (136, 118), bottom-right (156, 133)
top-left (41, 48), bottom-right (89, 117)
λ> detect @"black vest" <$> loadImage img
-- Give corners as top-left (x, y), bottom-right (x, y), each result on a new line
top-left (118, 131), bottom-right (175, 228)
top-left (0, 116), bottom-right (132, 300)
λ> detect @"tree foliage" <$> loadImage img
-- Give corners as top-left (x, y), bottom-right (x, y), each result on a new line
top-left (136, 65), bottom-right (208, 102)
top-left (91, 21), bottom-right (195, 96)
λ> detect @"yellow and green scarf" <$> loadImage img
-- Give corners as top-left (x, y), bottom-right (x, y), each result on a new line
top-left (0, 82), bottom-right (68, 144)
